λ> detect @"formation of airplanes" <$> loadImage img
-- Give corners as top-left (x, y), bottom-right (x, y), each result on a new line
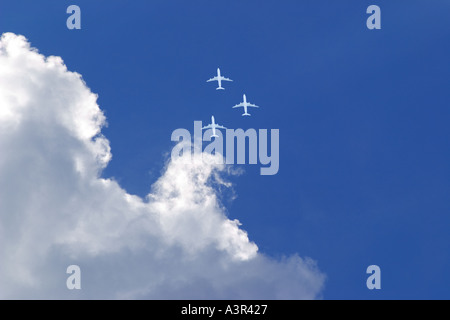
top-left (203, 68), bottom-right (260, 138)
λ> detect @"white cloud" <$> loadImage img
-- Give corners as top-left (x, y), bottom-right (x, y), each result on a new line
top-left (0, 33), bottom-right (325, 299)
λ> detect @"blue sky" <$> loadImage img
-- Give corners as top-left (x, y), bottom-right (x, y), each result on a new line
top-left (1, 0), bottom-right (449, 299)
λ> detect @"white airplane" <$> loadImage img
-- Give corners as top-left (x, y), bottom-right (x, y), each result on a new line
top-left (202, 116), bottom-right (226, 138)
top-left (206, 68), bottom-right (233, 90)
top-left (232, 94), bottom-right (259, 116)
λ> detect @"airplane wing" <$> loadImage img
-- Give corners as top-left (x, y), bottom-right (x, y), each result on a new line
top-left (206, 76), bottom-right (219, 82)
top-left (202, 124), bottom-right (212, 130)
top-left (215, 125), bottom-right (227, 129)
top-left (232, 103), bottom-right (244, 108)
top-left (248, 103), bottom-right (260, 108)
top-left (221, 77), bottom-right (233, 82)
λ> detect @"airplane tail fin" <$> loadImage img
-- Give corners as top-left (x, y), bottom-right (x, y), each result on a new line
top-left (212, 134), bottom-right (219, 138)
top-left (243, 113), bottom-right (251, 116)
top-left (216, 87), bottom-right (225, 90)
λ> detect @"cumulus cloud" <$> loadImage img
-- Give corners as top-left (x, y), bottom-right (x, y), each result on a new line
top-left (0, 33), bottom-right (325, 299)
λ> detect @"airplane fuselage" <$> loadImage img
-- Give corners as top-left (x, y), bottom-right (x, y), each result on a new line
top-left (210, 116), bottom-right (218, 137)
top-left (242, 95), bottom-right (250, 115)
top-left (216, 69), bottom-right (223, 89)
